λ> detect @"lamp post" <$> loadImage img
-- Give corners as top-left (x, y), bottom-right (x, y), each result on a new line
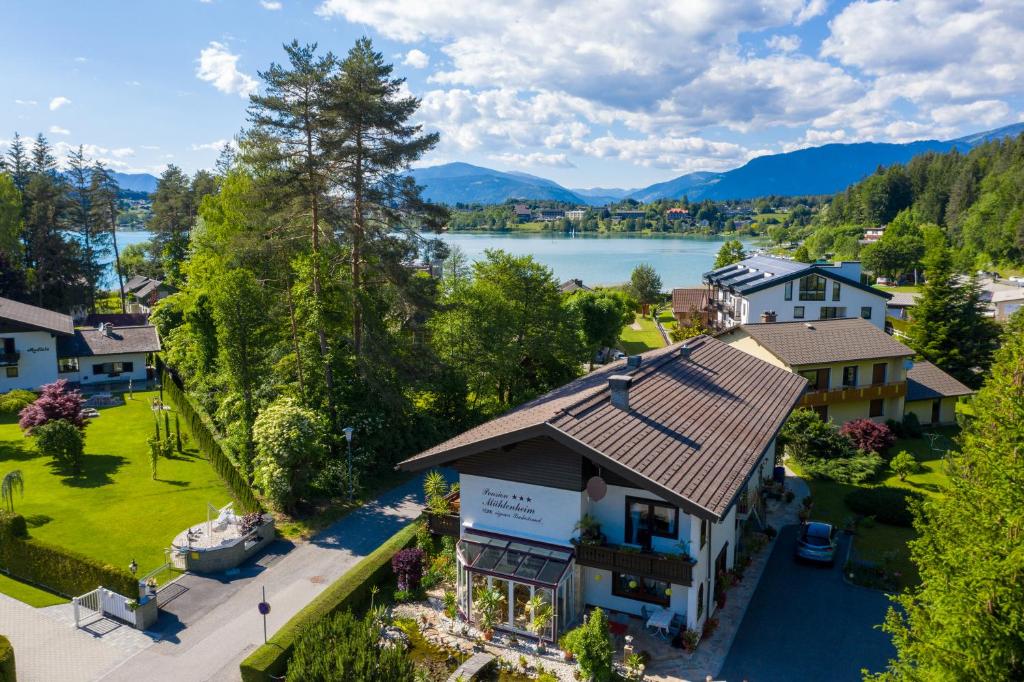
top-left (129, 559), bottom-right (138, 576)
top-left (343, 426), bottom-right (354, 502)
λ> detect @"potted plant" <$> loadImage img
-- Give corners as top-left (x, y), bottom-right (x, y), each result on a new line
top-left (572, 514), bottom-right (605, 546)
top-left (680, 627), bottom-right (700, 652)
top-left (442, 591), bottom-right (458, 631)
top-left (473, 587), bottom-right (504, 641)
top-left (526, 594), bottom-right (554, 654)
top-left (559, 629), bottom-right (580, 661)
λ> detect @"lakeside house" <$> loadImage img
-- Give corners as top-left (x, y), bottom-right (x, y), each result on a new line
top-left (559, 279), bottom-right (592, 294)
top-left (670, 287), bottom-right (710, 328)
top-left (514, 204), bottom-right (533, 223)
top-left (718, 318), bottom-right (971, 425)
top-left (123, 275), bottom-right (175, 314)
top-left (565, 209), bottom-right (587, 221)
top-left (0, 296), bottom-right (160, 392)
top-left (400, 337), bottom-right (806, 640)
top-left (703, 255), bottom-right (890, 330)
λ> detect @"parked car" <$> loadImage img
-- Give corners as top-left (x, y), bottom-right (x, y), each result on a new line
top-left (795, 521), bottom-right (837, 565)
top-left (611, 350), bottom-right (626, 361)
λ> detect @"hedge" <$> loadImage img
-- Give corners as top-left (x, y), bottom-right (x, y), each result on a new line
top-left (156, 356), bottom-right (262, 514)
top-left (239, 520), bottom-right (422, 682)
top-left (0, 512), bottom-right (137, 598)
top-left (0, 635), bottom-right (13, 682)
top-left (844, 487), bottom-right (926, 527)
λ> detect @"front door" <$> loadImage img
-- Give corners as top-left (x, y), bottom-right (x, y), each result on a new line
top-left (931, 399), bottom-right (941, 425)
top-left (713, 543), bottom-right (729, 605)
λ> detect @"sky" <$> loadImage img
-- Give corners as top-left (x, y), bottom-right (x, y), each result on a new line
top-left (2, 0), bottom-right (1023, 189)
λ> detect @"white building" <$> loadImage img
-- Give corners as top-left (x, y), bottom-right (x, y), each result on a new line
top-left (703, 255), bottom-right (890, 330)
top-left (0, 297), bottom-right (160, 393)
top-left (565, 209), bottom-right (587, 221)
top-left (401, 338), bottom-right (806, 640)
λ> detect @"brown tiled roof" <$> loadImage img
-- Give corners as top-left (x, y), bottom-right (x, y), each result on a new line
top-left (83, 313), bottom-right (150, 327)
top-left (559, 279), bottom-right (591, 294)
top-left (671, 287), bottom-right (707, 314)
top-left (0, 296), bottom-right (74, 335)
top-left (906, 361), bottom-right (973, 401)
top-left (400, 336), bottom-right (807, 520)
top-left (720, 318), bottom-right (914, 366)
top-left (57, 325), bottom-right (161, 357)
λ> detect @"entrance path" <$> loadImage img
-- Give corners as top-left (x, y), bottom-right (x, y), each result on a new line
top-left (102, 474), bottom-right (428, 682)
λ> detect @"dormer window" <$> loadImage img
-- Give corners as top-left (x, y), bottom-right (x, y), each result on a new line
top-left (799, 274), bottom-right (826, 301)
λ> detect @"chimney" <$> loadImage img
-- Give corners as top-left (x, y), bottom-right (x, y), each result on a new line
top-left (679, 344), bottom-right (692, 360)
top-left (626, 355), bottom-right (642, 370)
top-left (609, 375), bottom-right (633, 410)
top-left (760, 310), bottom-right (777, 323)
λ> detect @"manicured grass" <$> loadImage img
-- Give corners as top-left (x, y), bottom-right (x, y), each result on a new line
top-left (619, 313), bottom-right (665, 354)
top-left (878, 285), bottom-right (922, 293)
top-left (0, 572), bottom-right (66, 607)
top-left (794, 427), bottom-right (957, 590)
top-left (887, 315), bottom-right (911, 335)
top-left (0, 390), bottom-right (231, 589)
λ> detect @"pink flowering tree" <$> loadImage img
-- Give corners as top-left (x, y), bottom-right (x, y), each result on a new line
top-left (839, 419), bottom-right (895, 457)
top-left (392, 547), bottom-right (425, 592)
top-left (18, 380), bottom-right (87, 434)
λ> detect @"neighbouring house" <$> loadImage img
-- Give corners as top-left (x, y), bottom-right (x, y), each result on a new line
top-left (565, 209), bottom-right (587, 221)
top-left (514, 204), bottom-right (533, 223)
top-left (665, 208), bottom-right (689, 220)
top-left (537, 209), bottom-right (566, 222)
top-left (613, 210), bottom-right (646, 221)
top-left (989, 288), bottom-right (1024, 322)
top-left (123, 275), bottom-right (175, 314)
top-left (401, 338), bottom-right (807, 640)
top-left (559, 279), bottom-right (592, 294)
top-left (0, 296), bottom-right (160, 392)
top-left (670, 287), bottom-right (710, 327)
top-left (860, 225), bottom-right (886, 244)
top-left (703, 255), bottom-right (890, 330)
top-left (886, 292), bottom-right (919, 321)
top-left (718, 317), bottom-right (970, 425)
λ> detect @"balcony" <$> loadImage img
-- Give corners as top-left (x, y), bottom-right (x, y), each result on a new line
top-left (0, 352), bottom-right (19, 367)
top-left (799, 380), bottom-right (906, 407)
top-left (575, 543), bottom-right (694, 585)
top-left (426, 513), bottom-right (460, 537)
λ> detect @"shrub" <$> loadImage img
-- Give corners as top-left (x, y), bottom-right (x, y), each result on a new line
top-left (33, 420), bottom-right (84, 474)
top-left (802, 451), bottom-right (885, 484)
top-left (570, 608), bottom-right (614, 682)
top-left (844, 487), bottom-right (926, 527)
top-left (902, 411), bottom-right (923, 438)
top-left (890, 450), bottom-right (918, 481)
top-left (840, 419), bottom-right (896, 458)
top-left (781, 408), bottom-right (856, 463)
top-left (17, 380), bottom-right (85, 433)
top-left (0, 389), bottom-right (36, 415)
top-left (286, 610), bottom-right (413, 681)
top-left (391, 547), bottom-right (425, 592)
top-left (885, 418), bottom-right (906, 439)
top-left (0, 634), bottom-right (13, 682)
top-left (252, 397), bottom-right (328, 513)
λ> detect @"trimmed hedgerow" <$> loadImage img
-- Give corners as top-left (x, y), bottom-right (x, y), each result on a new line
top-left (0, 634), bottom-right (14, 682)
top-left (0, 511), bottom-right (136, 598)
top-left (844, 487), bottom-right (926, 527)
top-left (239, 520), bottom-right (421, 682)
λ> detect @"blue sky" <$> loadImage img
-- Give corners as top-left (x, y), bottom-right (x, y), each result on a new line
top-left (3, 0), bottom-right (1022, 188)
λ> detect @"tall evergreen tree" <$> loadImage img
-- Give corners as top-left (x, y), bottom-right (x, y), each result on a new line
top-left (88, 162), bottom-right (125, 312)
top-left (148, 165), bottom-right (194, 282)
top-left (5, 133), bottom-right (29, 193)
top-left (66, 146), bottom-right (109, 311)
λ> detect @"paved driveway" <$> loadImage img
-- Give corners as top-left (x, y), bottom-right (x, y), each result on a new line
top-left (719, 525), bottom-right (895, 682)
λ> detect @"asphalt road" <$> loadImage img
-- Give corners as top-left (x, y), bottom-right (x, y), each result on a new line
top-left (719, 524), bottom-right (895, 682)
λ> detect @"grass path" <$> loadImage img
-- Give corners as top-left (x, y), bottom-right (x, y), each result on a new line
top-left (619, 313), bottom-right (666, 354)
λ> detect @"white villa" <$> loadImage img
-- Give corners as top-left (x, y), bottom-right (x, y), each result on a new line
top-left (400, 337), bottom-right (806, 641)
top-left (703, 255), bottom-right (890, 330)
top-left (0, 296), bottom-right (160, 393)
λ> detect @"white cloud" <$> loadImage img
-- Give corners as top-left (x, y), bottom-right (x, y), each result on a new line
top-left (931, 100), bottom-right (1011, 128)
top-left (260, 0), bottom-right (282, 9)
top-left (110, 147), bottom-right (136, 158)
top-left (125, 80), bottom-right (142, 87)
top-left (74, 56), bottom-right (87, 63)
top-left (765, 34), bottom-right (800, 53)
top-left (196, 42), bottom-right (257, 98)
top-left (191, 139), bottom-right (239, 151)
top-left (49, 96), bottom-right (71, 111)
top-left (403, 49), bottom-right (430, 69)
top-left (48, 126), bottom-right (71, 136)
top-left (490, 152), bottom-right (575, 168)
top-left (14, 99), bottom-right (37, 106)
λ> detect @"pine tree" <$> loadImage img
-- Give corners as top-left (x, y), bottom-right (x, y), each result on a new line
top-left (867, 325), bottom-right (1024, 680)
top-left (66, 145), bottom-right (109, 311)
top-left (88, 162), bottom-right (125, 312)
top-left (5, 133), bottom-right (29, 193)
top-left (148, 165), bottom-right (193, 282)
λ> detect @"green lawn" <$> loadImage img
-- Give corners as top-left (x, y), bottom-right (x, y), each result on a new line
top-left (0, 389), bottom-right (231, 597)
top-left (619, 313), bottom-right (665, 354)
top-left (0, 572), bottom-right (67, 607)
top-left (878, 285), bottom-right (922, 294)
top-left (794, 427), bottom-right (957, 590)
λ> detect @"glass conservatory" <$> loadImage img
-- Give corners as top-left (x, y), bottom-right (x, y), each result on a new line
top-left (455, 530), bottom-right (580, 641)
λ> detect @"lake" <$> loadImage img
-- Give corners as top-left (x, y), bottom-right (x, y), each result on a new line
top-left (100, 230), bottom-right (752, 291)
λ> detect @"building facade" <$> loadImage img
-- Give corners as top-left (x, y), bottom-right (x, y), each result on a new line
top-left (703, 256), bottom-right (890, 330)
top-left (402, 338), bottom-right (806, 640)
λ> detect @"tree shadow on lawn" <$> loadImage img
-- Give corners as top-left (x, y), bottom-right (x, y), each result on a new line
top-left (51, 454), bottom-right (128, 488)
top-left (0, 438), bottom-right (42, 463)
top-left (155, 478), bottom-right (190, 487)
top-left (24, 513), bottom-right (53, 528)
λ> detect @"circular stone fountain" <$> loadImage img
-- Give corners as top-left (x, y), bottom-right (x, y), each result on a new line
top-left (170, 505), bottom-right (276, 573)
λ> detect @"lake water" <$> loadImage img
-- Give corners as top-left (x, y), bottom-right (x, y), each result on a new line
top-left (100, 230), bottom-right (752, 291)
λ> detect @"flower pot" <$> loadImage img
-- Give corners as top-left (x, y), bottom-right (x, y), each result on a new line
top-left (562, 650), bottom-right (574, 662)
top-left (482, 629), bottom-right (494, 641)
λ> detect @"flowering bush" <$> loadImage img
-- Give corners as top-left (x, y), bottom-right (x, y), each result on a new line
top-left (251, 397), bottom-right (328, 512)
top-left (391, 547), bottom-right (425, 592)
top-left (839, 419), bottom-right (896, 458)
top-left (18, 380), bottom-right (86, 433)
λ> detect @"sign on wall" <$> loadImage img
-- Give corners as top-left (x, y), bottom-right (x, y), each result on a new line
top-left (460, 474), bottom-right (580, 545)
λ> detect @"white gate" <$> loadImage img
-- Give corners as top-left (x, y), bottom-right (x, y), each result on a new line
top-left (72, 588), bottom-right (101, 627)
top-left (73, 587), bottom-right (138, 628)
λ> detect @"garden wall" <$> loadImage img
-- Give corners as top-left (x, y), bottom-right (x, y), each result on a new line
top-left (0, 512), bottom-right (136, 598)
top-left (0, 634), bottom-right (14, 682)
top-left (238, 520), bottom-right (421, 682)
top-left (156, 356), bottom-right (261, 514)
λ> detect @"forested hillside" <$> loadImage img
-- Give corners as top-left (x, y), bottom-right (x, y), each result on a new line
top-left (796, 133), bottom-right (1024, 272)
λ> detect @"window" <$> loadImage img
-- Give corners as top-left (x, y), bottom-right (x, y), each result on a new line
top-left (58, 357), bottom-right (79, 373)
top-left (784, 281), bottom-right (793, 301)
top-left (832, 281), bottom-right (841, 301)
top-left (5, 367), bottom-right (16, 378)
top-left (799, 274), bottom-right (826, 301)
top-left (625, 497), bottom-right (678, 546)
top-left (700, 519), bottom-right (708, 549)
top-left (793, 306), bottom-right (805, 319)
top-left (860, 306), bottom-right (872, 320)
top-left (872, 362), bottom-right (887, 385)
top-left (799, 368), bottom-right (830, 391)
top-left (92, 361), bottom-right (134, 376)
top-left (1, 338), bottom-right (14, 354)
top-left (697, 583), bottom-right (705, 619)
top-left (842, 366), bottom-right (858, 387)
top-left (820, 306), bottom-right (846, 319)
top-left (869, 399), bottom-right (884, 418)
top-left (612, 572), bottom-right (670, 606)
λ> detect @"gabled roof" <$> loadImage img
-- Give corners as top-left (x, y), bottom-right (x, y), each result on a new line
top-left (124, 275), bottom-right (150, 293)
top-left (560, 279), bottom-right (591, 294)
top-left (671, 287), bottom-right (708, 314)
top-left (0, 296), bottom-right (74, 336)
top-left (887, 292), bottom-right (920, 307)
top-left (718, 318), bottom-right (914, 367)
top-left (704, 255), bottom-right (891, 300)
top-left (56, 325), bottom-right (161, 357)
top-left (906, 361), bottom-right (973, 402)
top-left (399, 336), bottom-right (807, 520)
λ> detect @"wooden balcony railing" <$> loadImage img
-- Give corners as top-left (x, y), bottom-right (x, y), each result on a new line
top-left (575, 544), bottom-right (694, 585)
top-left (799, 380), bottom-right (906, 407)
top-left (426, 513), bottom-right (460, 538)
